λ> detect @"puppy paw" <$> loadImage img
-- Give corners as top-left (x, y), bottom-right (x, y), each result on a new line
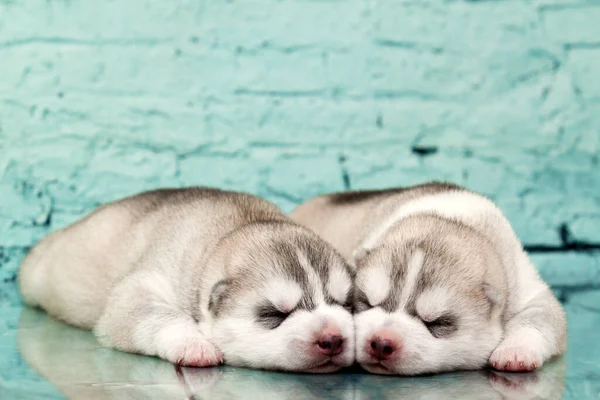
top-left (170, 337), bottom-right (223, 367)
top-left (155, 327), bottom-right (223, 367)
top-left (489, 345), bottom-right (542, 372)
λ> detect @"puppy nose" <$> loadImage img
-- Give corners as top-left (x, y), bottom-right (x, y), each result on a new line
top-left (317, 335), bottom-right (344, 356)
top-left (369, 338), bottom-right (396, 360)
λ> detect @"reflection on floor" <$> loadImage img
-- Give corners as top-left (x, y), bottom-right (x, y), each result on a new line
top-left (1, 303), bottom-right (598, 399)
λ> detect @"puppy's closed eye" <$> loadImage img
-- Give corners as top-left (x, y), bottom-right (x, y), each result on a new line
top-left (256, 303), bottom-right (292, 330)
top-left (420, 315), bottom-right (458, 338)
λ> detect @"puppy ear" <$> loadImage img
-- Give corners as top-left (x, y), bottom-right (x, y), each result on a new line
top-left (483, 283), bottom-right (504, 307)
top-left (208, 280), bottom-right (231, 316)
top-left (352, 247), bottom-right (371, 267)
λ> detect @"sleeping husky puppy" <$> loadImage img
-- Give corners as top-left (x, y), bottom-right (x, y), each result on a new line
top-left (19, 188), bottom-right (355, 372)
top-left (291, 182), bottom-right (566, 375)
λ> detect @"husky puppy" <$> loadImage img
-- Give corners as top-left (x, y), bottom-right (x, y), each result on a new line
top-left (19, 188), bottom-right (355, 372)
top-left (291, 182), bottom-right (566, 375)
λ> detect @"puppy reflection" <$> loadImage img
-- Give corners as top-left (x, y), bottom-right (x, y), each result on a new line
top-left (18, 307), bottom-right (566, 400)
top-left (352, 366), bottom-right (566, 400)
top-left (18, 308), bottom-right (208, 400)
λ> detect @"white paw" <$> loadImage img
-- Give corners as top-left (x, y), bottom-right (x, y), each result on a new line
top-left (489, 345), bottom-right (542, 372)
top-left (154, 325), bottom-right (223, 367)
top-left (164, 335), bottom-right (223, 367)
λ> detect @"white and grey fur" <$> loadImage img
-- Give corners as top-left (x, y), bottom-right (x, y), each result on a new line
top-left (291, 182), bottom-right (566, 375)
top-left (19, 188), bottom-right (355, 372)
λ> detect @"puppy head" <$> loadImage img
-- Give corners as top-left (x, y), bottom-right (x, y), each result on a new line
top-left (208, 223), bottom-right (355, 372)
top-left (353, 216), bottom-right (506, 375)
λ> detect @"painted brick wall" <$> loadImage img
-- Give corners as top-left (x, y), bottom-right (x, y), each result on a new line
top-left (0, 0), bottom-right (599, 306)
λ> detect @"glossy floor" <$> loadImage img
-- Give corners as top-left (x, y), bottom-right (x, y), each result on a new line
top-left (0, 303), bottom-right (598, 400)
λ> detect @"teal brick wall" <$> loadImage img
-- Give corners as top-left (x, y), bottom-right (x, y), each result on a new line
top-left (1, 1), bottom-right (599, 306)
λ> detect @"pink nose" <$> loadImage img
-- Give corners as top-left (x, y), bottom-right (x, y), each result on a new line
top-left (317, 335), bottom-right (344, 356)
top-left (369, 337), bottom-right (397, 360)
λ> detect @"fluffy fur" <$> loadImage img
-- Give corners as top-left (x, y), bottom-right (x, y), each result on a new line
top-left (291, 182), bottom-right (566, 375)
top-left (19, 187), bottom-right (355, 372)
